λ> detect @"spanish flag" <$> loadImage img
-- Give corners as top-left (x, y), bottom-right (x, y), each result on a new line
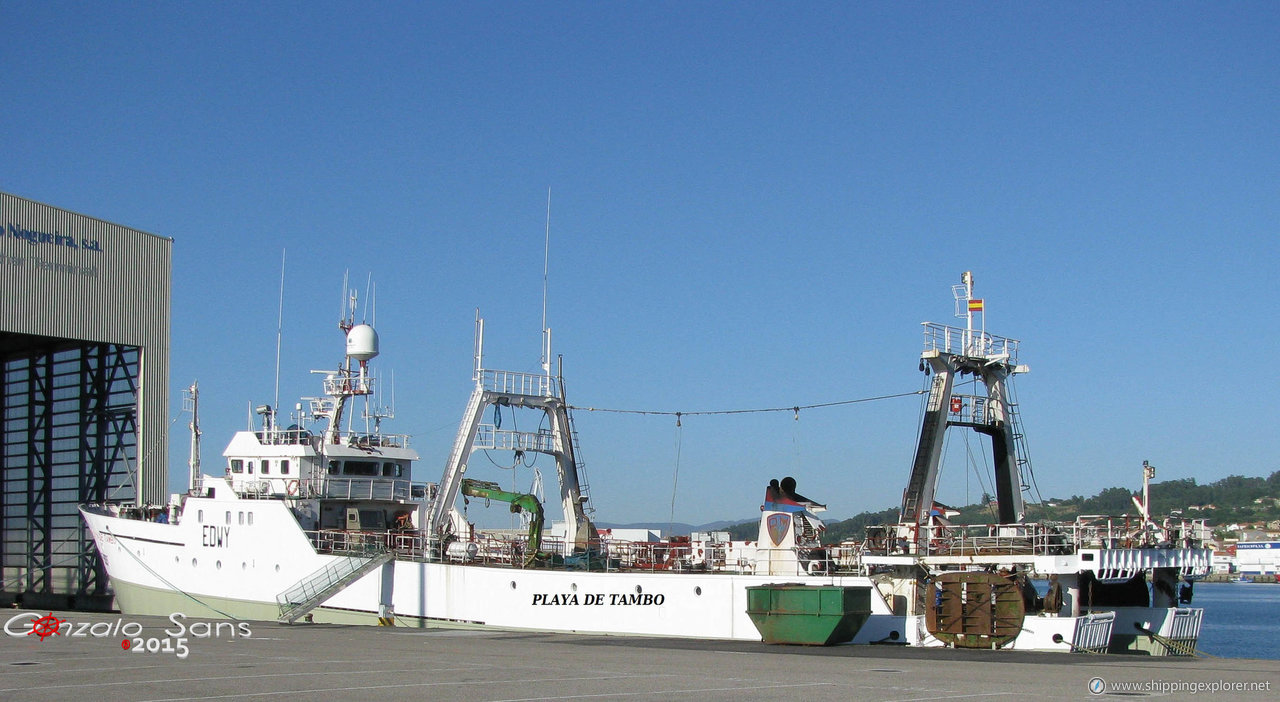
top-left (968, 299), bottom-right (984, 312)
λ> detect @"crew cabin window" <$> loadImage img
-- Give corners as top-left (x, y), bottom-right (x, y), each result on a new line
top-left (225, 511), bottom-right (231, 525)
top-left (281, 459), bottom-right (290, 475)
top-left (238, 511), bottom-right (245, 525)
top-left (247, 512), bottom-right (254, 526)
top-left (262, 461), bottom-right (270, 475)
top-left (248, 461), bottom-right (255, 474)
top-left (382, 462), bottom-right (401, 477)
top-left (198, 510), bottom-right (204, 523)
top-left (328, 460), bottom-right (340, 475)
top-left (230, 459), bottom-right (243, 474)
top-left (343, 460), bottom-right (379, 476)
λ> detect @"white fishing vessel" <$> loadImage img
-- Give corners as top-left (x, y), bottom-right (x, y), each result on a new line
top-left (81, 274), bottom-right (1212, 653)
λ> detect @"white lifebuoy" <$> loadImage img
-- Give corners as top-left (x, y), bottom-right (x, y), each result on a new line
top-left (286, 480), bottom-right (300, 496)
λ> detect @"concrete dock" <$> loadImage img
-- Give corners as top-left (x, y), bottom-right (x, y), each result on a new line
top-left (1, 610), bottom-right (1275, 701)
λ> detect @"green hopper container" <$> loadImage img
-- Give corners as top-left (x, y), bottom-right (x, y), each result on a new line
top-left (746, 584), bottom-right (873, 646)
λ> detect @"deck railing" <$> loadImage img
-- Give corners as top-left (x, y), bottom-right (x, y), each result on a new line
top-left (862, 516), bottom-right (1210, 558)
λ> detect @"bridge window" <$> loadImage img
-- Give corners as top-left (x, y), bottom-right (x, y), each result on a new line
top-left (230, 459), bottom-right (243, 474)
top-left (262, 461), bottom-right (270, 475)
top-left (247, 461), bottom-right (254, 474)
top-left (343, 460), bottom-right (379, 476)
top-left (382, 462), bottom-right (402, 477)
top-left (280, 459), bottom-right (290, 475)
top-left (328, 460), bottom-right (340, 475)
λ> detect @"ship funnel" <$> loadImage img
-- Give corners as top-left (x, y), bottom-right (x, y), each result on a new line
top-left (346, 324), bottom-right (380, 362)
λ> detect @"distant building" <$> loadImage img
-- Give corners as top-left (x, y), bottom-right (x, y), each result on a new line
top-left (1211, 551), bottom-right (1236, 574)
top-left (1235, 541), bottom-right (1280, 575)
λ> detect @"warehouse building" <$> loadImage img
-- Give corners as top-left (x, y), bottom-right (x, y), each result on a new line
top-left (1, 191), bottom-right (171, 609)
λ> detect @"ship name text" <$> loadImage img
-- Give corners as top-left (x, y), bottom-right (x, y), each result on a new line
top-left (531, 593), bottom-right (665, 606)
top-left (202, 526), bottom-right (230, 548)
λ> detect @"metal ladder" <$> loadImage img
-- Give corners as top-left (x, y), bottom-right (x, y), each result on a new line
top-left (565, 410), bottom-right (594, 517)
top-left (276, 550), bottom-right (393, 624)
top-left (1004, 397), bottom-right (1035, 497)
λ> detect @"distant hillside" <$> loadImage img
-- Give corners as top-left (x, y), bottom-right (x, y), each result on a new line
top-left (721, 470), bottom-right (1280, 544)
top-left (597, 519), bottom-right (742, 535)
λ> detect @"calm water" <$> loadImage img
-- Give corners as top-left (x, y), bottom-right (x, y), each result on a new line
top-left (1190, 581), bottom-right (1280, 660)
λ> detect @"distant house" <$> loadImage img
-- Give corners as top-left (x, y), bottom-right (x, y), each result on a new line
top-left (1211, 551), bottom-right (1236, 574)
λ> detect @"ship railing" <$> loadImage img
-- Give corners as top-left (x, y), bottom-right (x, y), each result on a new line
top-left (477, 369), bottom-right (559, 398)
top-left (307, 478), bottom-right (432, 501)
top-left (254, 428), bottom-right (316, 446)
top-left (922, 322), bottom-right (1020, 364)
top-left (1063, 515), bottom-right (1209, 550)
top-left (947, 394), bottom-right (993, 425)
top-left (865, 518), bottom-right (1209, 558)
top-left (249, 426), bottom-right (411, 449)
top-left (307, 529), bottom-right (397, 557)
top-left (307, 527), bottom-right (858, 576)
top-left (322, 373), bottom-right (374, 397)
top-left (334, 431), bottom-right (412, 449)
top-left (474, 425), bottom-right (556, 453)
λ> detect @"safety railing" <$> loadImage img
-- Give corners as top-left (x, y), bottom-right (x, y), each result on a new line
top-left (313, 478), bottom-right (423, 501)
top-left (302, 527), bottom-right (846, 575)
top-left (478, 369), bottom-right (559, 398)
top-left (922, 322), bottom-right (1020, 364)
top-left (474, 425), bottom-right (557, 453)
top-left (861, 517), bottom-right (1211, 558)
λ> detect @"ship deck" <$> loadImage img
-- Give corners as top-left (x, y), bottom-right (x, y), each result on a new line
top-left (2, 610), bottom-right (1276, 701)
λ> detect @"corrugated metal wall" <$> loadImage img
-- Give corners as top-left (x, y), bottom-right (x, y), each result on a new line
top-left (0, 191), bottom-right (172, 504)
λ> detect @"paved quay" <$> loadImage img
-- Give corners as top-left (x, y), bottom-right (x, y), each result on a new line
top-left (1, 610), bottom-right (1276, 701)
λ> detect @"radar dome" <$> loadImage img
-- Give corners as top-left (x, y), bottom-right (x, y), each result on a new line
top-left (346, 324), bottom-right (380, 361)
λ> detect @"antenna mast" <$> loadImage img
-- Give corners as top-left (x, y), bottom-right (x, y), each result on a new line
top-left (184, 381), bottom-right (202, 493)
top-left (272, 249), bottom-right (286, 431)
top-left (541, 187), bottom-right (552, 376)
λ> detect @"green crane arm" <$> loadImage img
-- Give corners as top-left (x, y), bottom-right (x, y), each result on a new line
top-left (460, 479), bottom-right (545, 559)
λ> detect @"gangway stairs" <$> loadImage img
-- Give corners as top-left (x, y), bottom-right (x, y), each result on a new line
top-left (276, 550), bottom-right (393, 624)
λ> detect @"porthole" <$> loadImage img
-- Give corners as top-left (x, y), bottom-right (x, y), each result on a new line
top-left (191, 558), bottom-right (197, 568)
top-left (571, 583), bottom-right (578, 592)
top-left (242, 562), bottom-right (248, 571)
top-left (274, 564), bottom-right (281, 573)
top-left (635, 585), bottom-right (643, 594)
top-left (216, 560), bottom-right (222, 570)
top-left (510, 581), bottom-right (517, 590)
top-left (695, 586), bottom-right (702, 596)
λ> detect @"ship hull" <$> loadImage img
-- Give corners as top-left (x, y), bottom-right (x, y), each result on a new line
top-left (81, 500), bottom-right (1169, 651)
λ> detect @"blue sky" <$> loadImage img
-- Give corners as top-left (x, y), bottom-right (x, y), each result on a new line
top-left (4, 3), bottom-right (1278, 526)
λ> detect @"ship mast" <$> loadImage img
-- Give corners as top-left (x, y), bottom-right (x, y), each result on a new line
top-left (184, 381), bottom-right (202, 493)
top-left (317, 285), bottom-right (377, 446)
top-left (899, 272), bottom-right (1030, 537)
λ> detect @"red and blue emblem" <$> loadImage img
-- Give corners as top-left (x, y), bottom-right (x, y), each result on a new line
top-left (766, 513), bottom-right (791, 546)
